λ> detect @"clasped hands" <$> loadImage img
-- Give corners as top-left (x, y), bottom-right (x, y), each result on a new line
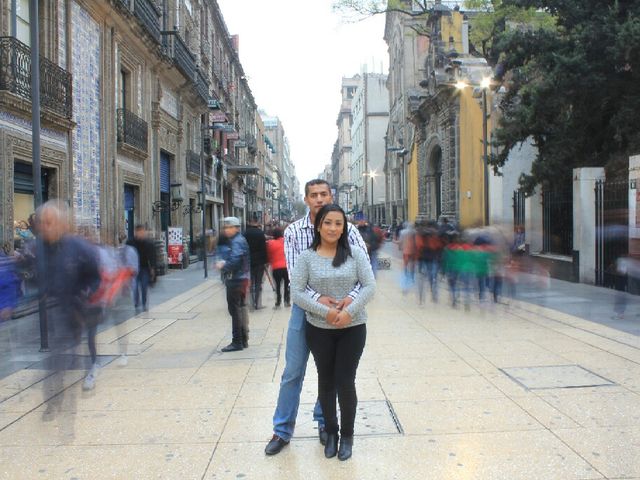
top-left (319, 295), bottom-right (353, 328)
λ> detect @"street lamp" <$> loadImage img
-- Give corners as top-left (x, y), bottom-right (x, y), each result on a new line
top-left (363, 170), bottom-right (378, 223)
top-left (455, 76), bottom-right (491, 226)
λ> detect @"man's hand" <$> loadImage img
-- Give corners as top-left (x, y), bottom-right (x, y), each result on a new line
top-left (333, 310), bottom-right (352, 328)
top-left (215, 260), bottom-right (225, 270)
top-left (318, 295), bottom-right (338, 308)
top-left (325, 308), bottom-right (340, 325)
top-left (335, 296), bottom-right (353, 311)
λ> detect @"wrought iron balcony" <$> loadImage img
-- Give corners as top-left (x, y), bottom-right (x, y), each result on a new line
top-left (162, 31), bottom-right (196, 81)
top-left (0, 36), bottom-right (72, 119)
top-left (186, 150), bottom-right (201, 176)
top-left (195, 67), bottom-right (210, 104)
top-left (205, 176), bottom-right (222, 198)
top-left (117, 108), bottom-right (148, 152)
top-left (132, 0), bottom-right (161, 44)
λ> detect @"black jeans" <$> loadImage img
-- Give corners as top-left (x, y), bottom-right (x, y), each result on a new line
top-left (305, 322), bottom-right (367, 437)
top-left (272, 268), bottom-right (290, 305)
top-left (226, 282), bottom-right (247, 345)
top-left (250, 264), bottom-right (264, 308)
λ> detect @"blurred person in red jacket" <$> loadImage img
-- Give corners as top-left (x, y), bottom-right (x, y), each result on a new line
top-left (267, 227), bottom-right (289, 308)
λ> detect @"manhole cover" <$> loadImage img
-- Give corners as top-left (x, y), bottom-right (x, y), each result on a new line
top-left (500, 365), bottom-right (615, 390)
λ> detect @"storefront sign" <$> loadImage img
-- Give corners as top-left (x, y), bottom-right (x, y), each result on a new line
top-left (226, 132), bottom-right (239, 140)
top-left (167, 227), bottom-right (184, 266)
top-left (210, 113), bottom-right (227, 123)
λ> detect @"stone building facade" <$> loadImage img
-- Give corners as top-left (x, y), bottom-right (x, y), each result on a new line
top-left (0, 0), bottom-right (267, 257)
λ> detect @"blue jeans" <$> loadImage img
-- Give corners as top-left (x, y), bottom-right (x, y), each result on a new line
top-left (272, 303), bottom-right (324, 441)
top-left (134, 269), bottom-right (150, 309)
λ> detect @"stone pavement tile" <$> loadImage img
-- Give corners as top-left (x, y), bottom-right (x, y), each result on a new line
top-left (530, 337), bottom-right (610, 355)
top-left (118, 319), bottom-right (178, 344)
top-left (204, 343), bottom-right (280, 361)
top-left (559, 351), bottom-right (640, 373)
top-left (392, 397), bottom-right (543, 435)
top-left (0, 369), bottom-right (50, 391)
top-left (0, 407), bottom-right (226, 446)
top-left (553, 426), bottom-right (640, 479)
top-left (188, 360), bottom-right (254, 385)
top-left (48, 382), bottom-right (241, 412)
top-left (0, 443), bottom-right (215, 480)
top-left (372, 357), bottom-right (478, 378)
top-left (1, 371), bottom-right (85, 414)
top-left (539, 391), bottom-right (640, 428)
top-left (379, 375), bottom-right (509, 402)
top-left (245, 358), bottom-right (279, 382)
top-left (221, 400), bottom-right (399, 443)
top-left (96, 367), bottom-right (198, 387)
top-left (0, 412), bottom-right (22, 429)
top-left (204, 431), bottom-right (603, 480)
top-left (120, 347), bottom-right (215, 369)
top-left (596, 366), bottom-right (640, 391)
top-left (510, 394), bottom-right (581, 429)
top-left (476, 352), bottom-right (574, 368)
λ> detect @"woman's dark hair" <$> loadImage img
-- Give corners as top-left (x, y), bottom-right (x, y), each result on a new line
top-left (272, 227), bottom-right (283, 239)
top-left (311, 204), bottom-right (352, 267)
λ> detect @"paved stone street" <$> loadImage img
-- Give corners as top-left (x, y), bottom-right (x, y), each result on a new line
top-left (1, 251), bottom-right (640, 479)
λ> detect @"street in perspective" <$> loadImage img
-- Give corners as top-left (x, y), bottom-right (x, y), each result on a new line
top-left (1, 0), bottom-right (640, 479)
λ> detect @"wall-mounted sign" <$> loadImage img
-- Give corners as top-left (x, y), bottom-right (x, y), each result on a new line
top-left (233, 191), bottom-right (245, 208)
top-left (226, 132), bottom-right (239, 140)
top-left (210, 113), bottom-right (227, 123)
top-left (207, 99), bottom-right (220, 110)
top-left (234, 140), bottom-right (247, 148)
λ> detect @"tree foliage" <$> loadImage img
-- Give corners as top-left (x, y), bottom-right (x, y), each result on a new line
top-left (491, 0), bottom-right (640, 192)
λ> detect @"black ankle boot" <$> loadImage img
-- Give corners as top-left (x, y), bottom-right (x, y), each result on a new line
top-left (324, 433), bottom-right (338, 458)
top-left (338, 436), bottom-right (353, 461)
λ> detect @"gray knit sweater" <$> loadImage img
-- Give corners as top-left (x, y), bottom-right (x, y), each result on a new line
top-left (290, 247), bottom-right (376, 329)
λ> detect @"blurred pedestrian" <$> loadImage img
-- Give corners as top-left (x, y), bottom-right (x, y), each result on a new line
top-left (267, 227), bottom-right (289, 308)
top-left (415, 221), bottom-right (444, 304)
top-left (357, 220), bottom-right (382, 278)
top-left (398, 221), bottom-right (417, 293)
top-left (126, 225), bottom-right (156, 313)
top-left (37, 201), bottom-right (102, 399)
top-left (290, 204), bottom-right (375, 460)
top-left (216, 217), bottom-right (250, 351)
top-left (244, 215), bottom-right (268, 310)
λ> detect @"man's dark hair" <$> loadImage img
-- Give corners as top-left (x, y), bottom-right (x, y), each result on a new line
top-left (304, 179), bottom-right (331, 197)
top-left (272, 228), bottom-right (283, 239)
top-left (310, 204), bottom-right (352, 267)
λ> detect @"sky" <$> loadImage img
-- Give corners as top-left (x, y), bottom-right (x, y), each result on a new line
top-left (216, 0), bottom-right (389, 195)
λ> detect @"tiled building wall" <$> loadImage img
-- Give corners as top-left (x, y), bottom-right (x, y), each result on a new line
top-left (71, 1), bottom-right (101, 231)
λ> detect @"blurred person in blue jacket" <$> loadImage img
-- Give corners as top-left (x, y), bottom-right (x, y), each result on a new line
top-left (0, 251), bottom-right (19, 320)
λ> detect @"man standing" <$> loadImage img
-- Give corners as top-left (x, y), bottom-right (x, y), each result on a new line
top-left (126, 225), bottom-right (156, 312)
top-left (264, 179), bottom-right (369, 455)
top-left (216, 217), bottom-right (250, 352)
top-left (244, 215), bottom-right (268, 310)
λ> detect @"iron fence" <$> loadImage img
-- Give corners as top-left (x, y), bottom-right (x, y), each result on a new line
top-left (513, 189), bottom-right (525, 228)
top-left (595, 179), bottom-right (629, 289)
top-left (0, 36), bottom-right (72, 119)
top-left (162, 31), bottom-right (196, 80)
top-left (133, 0), bottom-right (161, 44)
top-left (542, 187), bottom-right (573, 256)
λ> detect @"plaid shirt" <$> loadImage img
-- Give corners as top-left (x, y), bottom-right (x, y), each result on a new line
top-left (284, 213), bottom-right (369, 300)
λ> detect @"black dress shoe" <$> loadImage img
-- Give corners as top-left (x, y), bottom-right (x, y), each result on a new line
top-left (221, 343), bottom-right (243, 352)
top-left (338, 436), bottom-right (353, 461)
top-left (318, 427), bottom-right (328, 446)
top-left (265, 434), bottom-right (289, 455)
top-left (324, 433), bottom-right (338, 458)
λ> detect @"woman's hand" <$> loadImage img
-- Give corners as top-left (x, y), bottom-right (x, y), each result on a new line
top-left (326, 308), bottom-right (340, 325)
top-left (333, 310), bottom-right (352, 328)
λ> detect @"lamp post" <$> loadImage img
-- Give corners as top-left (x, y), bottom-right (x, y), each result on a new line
top-left (363, 170), bottom-right (378, 224)
top-left (455, 76), bottom-right (491, 226)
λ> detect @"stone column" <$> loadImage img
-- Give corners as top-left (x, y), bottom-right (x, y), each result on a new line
top-left (573, 167), bottom-right (605, 284)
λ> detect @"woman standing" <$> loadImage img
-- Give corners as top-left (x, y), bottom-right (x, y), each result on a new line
top-left (266, 228), bottom-right (289, 308)
top-left (290, 204), bottom-right (375, 461)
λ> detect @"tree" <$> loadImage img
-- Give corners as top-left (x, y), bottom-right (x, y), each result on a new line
top-left (490, 0), bottom-right (640, 192)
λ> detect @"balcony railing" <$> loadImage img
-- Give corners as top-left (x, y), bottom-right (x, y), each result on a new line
top-left (195, 67), bottom-right (210, 104)
top-left (162, 31), bottom-right (196, 81)
top-left (117, 108), bottom-right (148, 152)
top-left (0, 36), bottom-right (72, 119)
top-left (186, 150), bottom-right (201, 176)
top-left (132, 0), bottom-right (161, 44)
